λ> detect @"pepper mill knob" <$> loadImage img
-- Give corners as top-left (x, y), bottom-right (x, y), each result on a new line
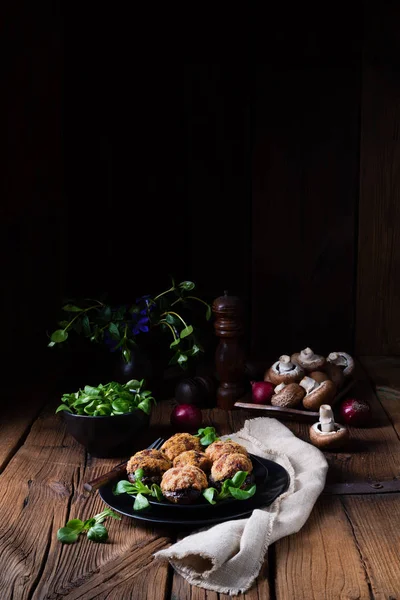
top-left (212, 291), bottom-right (246, 410)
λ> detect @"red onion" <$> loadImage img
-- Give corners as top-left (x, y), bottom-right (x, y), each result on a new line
top-left (339, 397), bottom-right (372, 426)
top-left (170, 404), bottom-right (203, 432)
top-left (251, 381), bottom-right (274, 404)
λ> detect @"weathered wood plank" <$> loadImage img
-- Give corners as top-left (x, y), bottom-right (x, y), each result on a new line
top-left (342, 494), bottom-right (400, 600)
top-left (274, 495), bottom-right (371, 600)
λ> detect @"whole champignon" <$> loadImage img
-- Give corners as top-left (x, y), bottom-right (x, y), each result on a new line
top-left (264, 355), bottom-right (304, 385)
top-left (271, 382), bottom-right (305, 408)
top-left (300, 376), bottom-right (336, 411)
top-left (327, 352), bottom-right (355, 378)
top-left (309, 404), bottom-right (349, 450)
top-left (291, 347), bottom-right (326, 372)
top-left (309, 370), bottom-right (329, 384)
top-left (324, 362), bottom-right (345, 389)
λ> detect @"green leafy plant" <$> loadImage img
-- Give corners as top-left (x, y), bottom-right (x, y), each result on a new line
top-left (57, 508), bottom-right (121, 544)
top-left (48, 279), bottom-right (212, 369)
top-left (55, 379), bottom-right (155, 416)
top-left (203, 471), bottom-right (256, 505)
top-left (195, 426), bottom-right (220, 447)
top-left (113, 468), bottom-right (164, 510)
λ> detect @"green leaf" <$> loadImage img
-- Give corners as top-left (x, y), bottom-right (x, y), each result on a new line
top-left (84, 385), bottom-right (100, 396)
top-left (203, 488), bottom-right (218, 505)
top-left (165, 313), bottom-right (180, 326)
top-left (102, 306), bottom-right (112, 322)
top-left (55, 404), bottom-right (71, 414)
top-left (123, 348), bottom-right (131, 364)
top-left (137, 399), bottom-right (151, 415)
top-left (126, 379), bottom-right (140, 390)
top-left (62, 305), bottom-right (83, 312)
top-left (151, 484), bottom-right (164, 502)
top-left (108, 322), bottom-right (120, 339)
top-left (57, 527), bottom-right (79, 544)
top-left (179, 281), bottom-right (195, 291)
top-left (51, 329), bottom-right (68, 343)
top-left (228, 484), bottom-right (256, 500)
top-left (135, 469), bottom-right (144, 481)
top-left (231, 471), bottom-right (248, 489)
top-left (82, 315), bottom-right (91, 336)
top-left (95, 403), bottom-right (112, 416)
top-left (170, 338), bottom-right (180, 348)
top-left (87, 523), bottom-right (108, 542)
top-left (82, 518), bottom-right (96, 530)
top-left (206, 305), bottom-right (212, 320)
top-left (177, 353), bottom-right (188, 365)
top-left (114, 480), bottom-right (137, 495)
top-left (133, 493), bottom-right (150, 511)
top-left (65, 519), bottom-right (84, 534)
top-left (111, 399), bottom-right (130, 414)
top-left (180, 325), bottom-right (193, 339)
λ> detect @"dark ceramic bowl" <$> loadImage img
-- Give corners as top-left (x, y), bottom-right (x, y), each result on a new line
top-left (62, 409), bottom-right (150, 458)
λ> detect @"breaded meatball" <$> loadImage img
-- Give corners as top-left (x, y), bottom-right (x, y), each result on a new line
top-left (209, 452), bottom-right (254, 490)
top-left (126, 449), bottom-right (172, 485)
top-left (205, 440), bottom-right (249, 463)
top-left (173, 450), bottom-right (212, 473)
top-left (161, 465), bottom-right (208, 504)
top-left (160, 433), bottom-right (202, 461)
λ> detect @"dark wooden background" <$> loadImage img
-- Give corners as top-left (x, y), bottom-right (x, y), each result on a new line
top-left (2, 3), bottom-right (400, 385)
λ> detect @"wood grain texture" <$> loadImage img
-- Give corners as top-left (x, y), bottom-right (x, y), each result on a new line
top-left (342, 494), bottom-right (400, 600)
top-left (356, 3), bottom-right (400, 355)
top-left (251, 53), bottom-right (360, 357)
top-left (274, 495), bottom-right (371, 600)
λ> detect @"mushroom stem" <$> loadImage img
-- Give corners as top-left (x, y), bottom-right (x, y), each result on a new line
top-left (300, 376), bottom-right (320, 395)
top-left (274, 382), bottom-right (286, 393)
top-left (319, 404), bottom-right (335, 432)
top-left (278, 355), bottom-right (295, 373)
top-left (328, 352), bottom-right (347, 367)
top-left (300, 347), bottom-right (317, 361)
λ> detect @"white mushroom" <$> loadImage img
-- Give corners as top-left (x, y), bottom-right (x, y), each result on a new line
top-left (271, 382), bottom-right (305, 408)
top-left (264, 355), bottom-right (305, 385)
top-left (327, 352), bottom-right (355, 377)
top-left (300, 376), bottom-right (336, 410)
top-left (309, 404), bottom-right (349, 450)
top-left (291, 347), bottom-right (326, 371)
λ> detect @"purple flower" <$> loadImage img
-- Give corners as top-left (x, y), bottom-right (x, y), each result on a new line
top-left (136, 295), bottom-right (156, 316)
top-left (132, 316), bottom-right (149, 335)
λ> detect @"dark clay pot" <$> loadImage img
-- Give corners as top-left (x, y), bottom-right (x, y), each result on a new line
top-left (62, 409), bottom-right (150, 458)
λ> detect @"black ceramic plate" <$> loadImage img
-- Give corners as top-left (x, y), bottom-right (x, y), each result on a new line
top-left (99, 454), bottom-right (290, 527)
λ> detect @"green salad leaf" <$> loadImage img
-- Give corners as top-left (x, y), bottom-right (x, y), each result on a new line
top-left (195, 426), bottom-right (219, 447)
top-left (56, 508), bottom-right (121, 544)
top-left (203, 471), bottom-right (256, 504)
top-left (113, 471), bottom-right (164, 511)
top-left (55, 379), bottom-right (156, 417)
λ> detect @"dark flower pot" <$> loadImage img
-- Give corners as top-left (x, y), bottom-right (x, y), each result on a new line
top-left (62, 409), bottom-right (150, 458)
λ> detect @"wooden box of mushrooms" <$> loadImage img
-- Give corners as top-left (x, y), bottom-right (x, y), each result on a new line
top-left (236, 348), bottom-right (356, 421)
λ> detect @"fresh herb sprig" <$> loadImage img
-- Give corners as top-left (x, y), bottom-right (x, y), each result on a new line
top-left (203, 471), bottom-right (256, 505)
top-left (113, 469), bottom-right (164, 510)
top-left (57, 508), bottom-right (121, 544)
top-left (55, 379), bottom-right (155, 416)
top-left (195, 426), bottom-right (220, 447)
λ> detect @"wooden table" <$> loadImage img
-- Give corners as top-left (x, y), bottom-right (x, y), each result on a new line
top-left (1, 357), bottom-right (400, 599)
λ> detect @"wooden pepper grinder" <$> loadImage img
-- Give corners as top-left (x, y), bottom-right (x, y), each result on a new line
top-left (212, 291), bottom-right (246, 410)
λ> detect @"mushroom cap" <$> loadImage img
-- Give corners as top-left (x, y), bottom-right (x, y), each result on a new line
top-left (309, 422), bottom-right (349, 450)
top-left (324, 362), bottom-right (345, 389)
top-left (309, 370), bottom-right (329, 384)
top-left (302, 379), bottom-right (337, 411)
top-left (264, 355), bottom-right (304, 385)
top-left (291, 347), bottom-right (326, 371)
top-left (327, 352), bottom-right (355, 377)
top-left (271, 383), bottom-right (305, 408)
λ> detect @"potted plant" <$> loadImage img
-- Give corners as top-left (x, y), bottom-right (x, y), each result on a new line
top-left (47, 279), bottom-right (213, 391)
top-left (56, 378), bottom-right (155, 457)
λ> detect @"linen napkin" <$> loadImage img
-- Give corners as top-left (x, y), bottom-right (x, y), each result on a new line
top-left (154, 416), bottom-right (328, 595)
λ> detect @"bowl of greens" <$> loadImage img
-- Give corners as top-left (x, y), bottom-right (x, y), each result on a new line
top-left (56, 379), bottom-right (155, 457)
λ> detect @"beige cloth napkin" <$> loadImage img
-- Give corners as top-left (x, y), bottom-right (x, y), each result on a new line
top-left (154, 417), bottom-right (328, 595)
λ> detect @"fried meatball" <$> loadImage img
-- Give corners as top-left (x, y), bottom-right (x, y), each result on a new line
top-left (173, 450), bottom-right (212, 473)
top-left (126, 449), bottom-right (172, 485)
top-left (160, 433), bottom-right (202, 461)
top-left (205, 440), bottom-right (249, 463)
top-left (209, 452), bottom-right (254, 491)
top-left (161, 465), bottom-right (208, 504)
